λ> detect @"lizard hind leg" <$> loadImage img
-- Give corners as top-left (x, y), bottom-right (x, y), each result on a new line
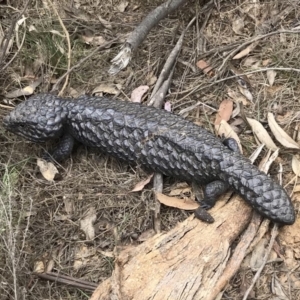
top-left (193, 180), bottom-right (229, 223)
top-left (200, 180), bottom-right (229, 209)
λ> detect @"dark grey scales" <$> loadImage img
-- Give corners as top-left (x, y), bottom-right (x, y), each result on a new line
top-left (3, 94), bottom-right (295, 225)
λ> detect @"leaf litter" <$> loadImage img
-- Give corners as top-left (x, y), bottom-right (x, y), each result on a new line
top-left (268, 113), bottom-right (300, 149)
top-left (1, 1), bottom-right (300, 299)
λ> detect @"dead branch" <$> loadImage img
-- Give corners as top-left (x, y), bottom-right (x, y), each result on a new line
top-left (33, 272), bottom-right (98, 291)
top-left (109, 0), bottom-right (188, 75)
top-left (146, 16), bottom-right (196, 233)
top-left (90, 197), bottom-right (253, 300)
top-left (150, 17), bottom-right (196, 100)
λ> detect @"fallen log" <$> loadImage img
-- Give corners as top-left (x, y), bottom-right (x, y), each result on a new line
top-left (90, 194), bottom-right (253, 300)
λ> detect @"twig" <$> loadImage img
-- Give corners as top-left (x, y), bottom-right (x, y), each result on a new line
top-left (0, 0), bottom-right (30, 71)
top-left (109, 0), bottom-right (188, 74)
top-left (246, 219), bottom-right (270, 255)
top-left (175, 66), bottom-right (300, 102)
top-left (256, 6), bottom-right (296, 34)
top-left (51, 38), bottom-right (119, 93)
top-left (47, 0), bottom-right (71, 96)
top-left (196, 0), bottom-right (214, 53)
top-left (218, 29), bottom-right (300, 71)
top-left (178, 101), bottom-right (217, 115)
top-left (33, 271), bottom-right (98, 291)
top-left (147, 17), bottom-right (195, 232)
top-left (242, 224), bottom-right (279, 300)
top-left (149, 65), bottom-right (175, 108)
top-left (150, 16), bottom-right (196, 100)
top-left (153, 174), bottom-right (163, 233)
top-left (1, 26), bottom-right (26, 72)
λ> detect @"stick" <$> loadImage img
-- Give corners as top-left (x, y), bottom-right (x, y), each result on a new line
top-left (47, 0), bottom-right (71, 96)
top-left (218, 29), bottom-right (300, 71)
top-left (109, 0), bottom-right (188, 74)
top-left (33, 272), bottom-right (98, 291)
top-left (242, 224), bottom-right (279, 300)
top-left (150, 16), bottom-right (196, 99)
top-left (174, 65), bottom-right (300, 102)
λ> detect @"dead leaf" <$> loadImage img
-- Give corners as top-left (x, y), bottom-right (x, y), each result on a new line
top-left (131, 174), bottom-right (153, 192)
top-left (262, 59), bottom-right (272, 66)
top-left (215, 120), bottom-right (243, 153)
top-left (131, 85), bottom-right (149, 103)
top-left (232, 18), bottom-right (244, 34)
top-left (260, 149), bottom-right (279, 176)
top-left (146, 73), bottom-right (157, 86)
top-left (238, 85), bottom-right (253, 102)
top-left (92, 83), bottom-right (122, 95)
top-left (268, 113), bottom-right (300, 149)
top-left (232, 102), bottom-right (240, 118)
top-left (233, 42), bottom-right (257, 59)
top-left (98, 16), bottom-right (112, 29)
top-left (227, 88), bottom-right (249, 106)
top-left (292, 155), bottom-right (300, 176)
top-left (92, 36), bottom-right (107, 46)
top-left (33, 261), bottom-right (45, 273)
top-left (243, 57), bottom-right (259, 67)
top-left (81, 35), bottom-right (107, 46)
top-left (37, 159), bottom-right (58, 181)
top-left (138, 229), bottom-right (156, 242)
top-left (73, 244), bottom-right (97, 270)
top-left (80, 207), bottom-right (97, 240)
top-left (6, 79), bottom-right (42, 98)
top-left (63, 196), bottom-right (74, 215)
top-left (293, 185), bottom-right (300, 193)
top-left (68, 87), bottom-right (80, 98)
top-left (50, 29), bottom-right (65, 38)
top-left (267, 70), bottom-right (277, 86)
top-left (98, 250), bottom-right (115, 258)
top-left (46, 259), bottom-right (55, 273)
top-left (156, 193), bottom-right (198, 210)
top-left (272, 276), bottom-right (289, 300)
top-left (246, 118), bottom-right (278, 151)
top-left (164, 101), bottom-right (172, 112)
top-left (196, 59), bottom-right (214, 76)
top-left (215, 99), bottom-right (233, 126)
top-left (169, 187), bottom-right (191, 196)
top-left (28, 24), bottom-right (37, 32)
top-left (250, 238), bottom-right (267, 270)
top-left (117, 1), bottom-right (128, 12)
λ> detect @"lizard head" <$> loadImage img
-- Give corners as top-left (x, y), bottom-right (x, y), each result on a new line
top-left (3, 94), bottom-right (67, 143)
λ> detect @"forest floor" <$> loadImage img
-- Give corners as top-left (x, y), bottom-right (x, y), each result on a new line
top-left (0, 0), bottom-right (300, 299)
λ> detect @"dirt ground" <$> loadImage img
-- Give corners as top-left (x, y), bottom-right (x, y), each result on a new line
top-left (0, 0), bottom-right (300, 299)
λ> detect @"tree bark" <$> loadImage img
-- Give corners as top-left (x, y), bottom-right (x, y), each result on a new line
top-left (90, 194), bottom-right (253, 300)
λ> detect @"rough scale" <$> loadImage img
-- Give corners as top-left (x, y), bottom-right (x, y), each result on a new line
top-left (3, 94), bottom-right (295, 225)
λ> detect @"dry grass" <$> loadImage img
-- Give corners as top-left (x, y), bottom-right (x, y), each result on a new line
top-left (0, 0), bottom-right (300, 299)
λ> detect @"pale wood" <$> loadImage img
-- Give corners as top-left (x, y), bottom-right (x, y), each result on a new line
top-left (90, 195), bottom-right (252, 300)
